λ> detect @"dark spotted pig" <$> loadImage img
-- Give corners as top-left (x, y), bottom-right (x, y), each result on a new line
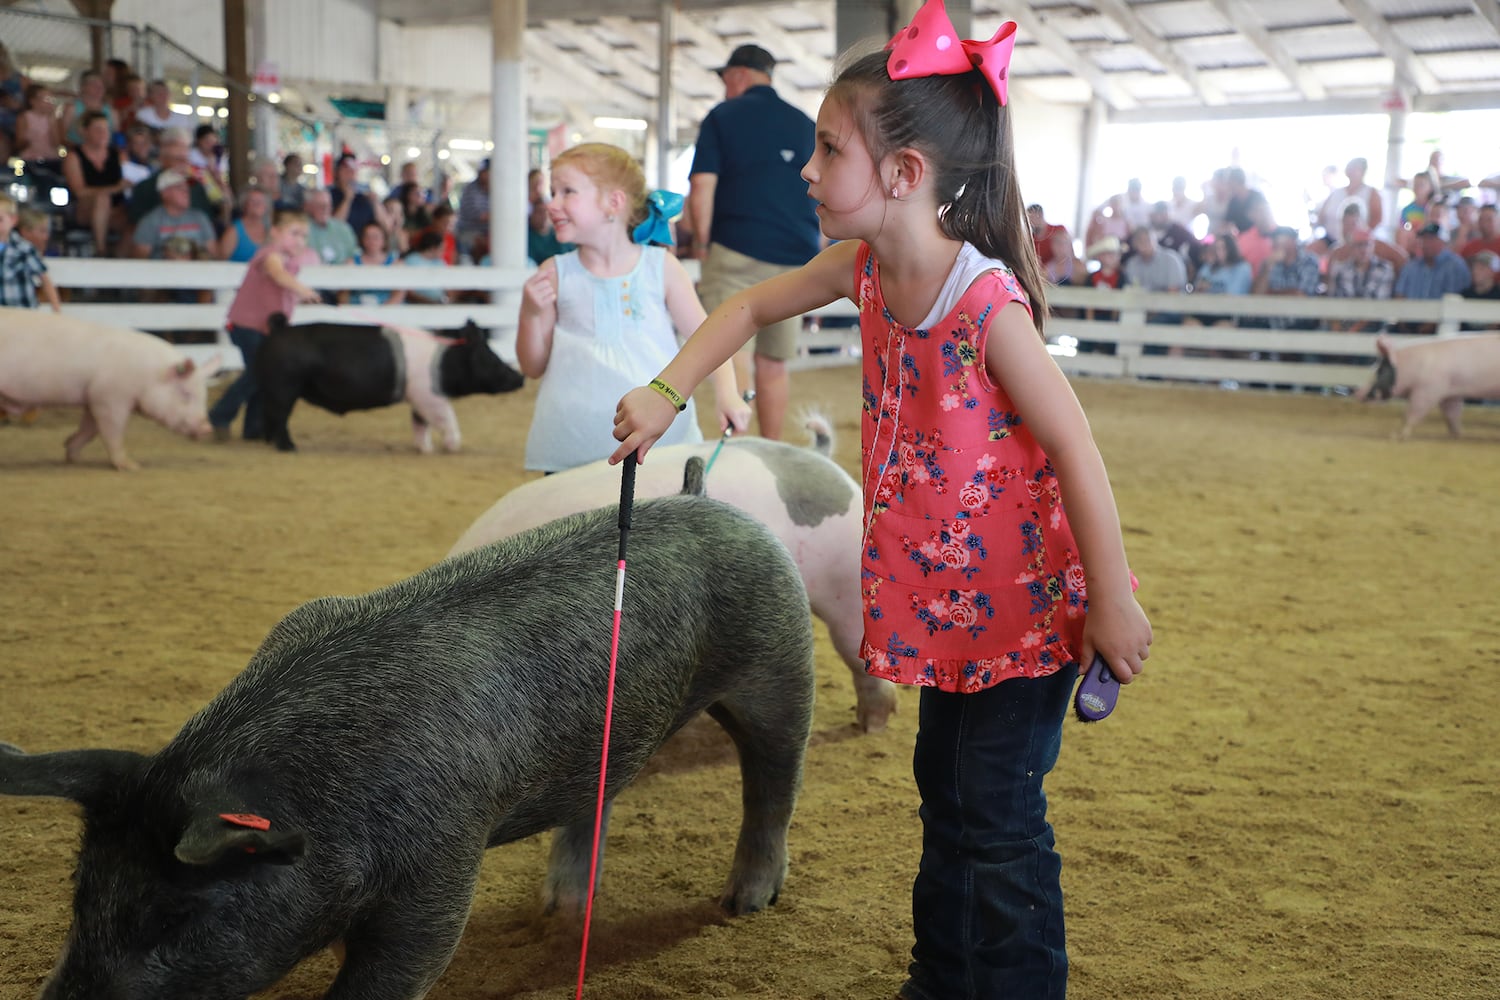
top-left (256, 314), bottom-right (525, 452)
top-left (450, 422), bottom-right (899, 732)
top-left (0, 495), bottom-right (814, 1000)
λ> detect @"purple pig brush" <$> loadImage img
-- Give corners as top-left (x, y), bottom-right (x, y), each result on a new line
top-left (1074, 654), bottom-right (1121, 723)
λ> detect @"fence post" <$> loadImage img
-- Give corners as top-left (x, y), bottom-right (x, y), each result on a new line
top-left (1436, 294), bottom-right (1462, 339)
top-left (1116, 286), bottom-right (1145, 377)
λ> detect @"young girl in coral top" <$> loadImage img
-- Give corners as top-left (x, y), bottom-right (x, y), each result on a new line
top-left (611, 3), bottom-right (1152, 996)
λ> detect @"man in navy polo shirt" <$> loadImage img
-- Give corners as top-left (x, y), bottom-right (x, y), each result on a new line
top-left (688, 43), bottom-right (819, 440)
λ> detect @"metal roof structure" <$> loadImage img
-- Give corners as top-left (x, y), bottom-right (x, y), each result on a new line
top-left (376, 0), bottom-right (1500, 134)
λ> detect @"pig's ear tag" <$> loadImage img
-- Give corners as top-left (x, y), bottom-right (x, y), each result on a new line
top-left (219, 812), bottom-right (272, 831)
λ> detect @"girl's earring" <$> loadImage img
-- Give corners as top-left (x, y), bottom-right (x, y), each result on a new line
top-left (891, 186), bottom-right (899, 199)
top-left (606, 213), bottom-right (616, 223)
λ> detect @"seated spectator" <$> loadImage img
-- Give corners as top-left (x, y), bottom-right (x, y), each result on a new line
top-left (1082, 236), bottom-right (1122, 333)
top-left (1396, 171), bottom-right (1439, 255)
top-left (119, 74), bottom-right (147, 131)
top-left (382, 194), bottom-right (408, 252)
top-left (1185, 234), bottom-right (1252, 328)
top-left (401, 228), bottom-right (449, 304)
top-left (1448, 196), bottom-right (1480, 254)
top-left (276, 153), bottom-right (307, 211)
top-left (18, 207), bottom-right (52, 257)
top-left (351, 221), bottom-right (405, 306)
top-left (128, 128), bottom-right (216, 226)
top-left (135, 79), bottom-right (195, 133)
top-left (303, 187), bottom-right (357, 265)
top-left (1249, 227), bottom-right (1322, 330)
top-left (1122, 225), bottom-right (1187, 325)
top-left (1315, 157), bottom-right (1382, 240)
top-left (456, 158), bottom-right (490, 259)
top-left (0, 193), bottom-right (61, 311)
top-left (59, 70), bottom-right (118, 147)
top-left (1084, 195), bottom-right (1130, 251)
top-left (400, 177), bottom-right (432, 240)
top-left (130, 169), bottom-right (216, 259)
top-left (1328, 226), bottom-right (1397, 332)
top-left (330, 153), bottom-right (383, 236)
top-left (1318, 201), bottom-right (1407, 274)
top-left (1461, 250), bottom-right (1500, 330)
top-left (430, 202), bottom-right (458, 265)
top-left (1458, 204), bottom-right (1500, 259)
top-left (217, 187), bottom-right (270, 262)
top-left (527, 166), bottom-right (572, 264)
top-left (187, 125), bottom-right (233, 231)
top-left (1167, 175), bottom-right (1200, 232)
top-left (1393, 223), bottom-right (1471, 333)
top-left (61, 110), bottom-right (126, 256)
top-left (120, 123), bottom-right (157, 189)
top-left (1148, 200), bottom-right (1200, 283)
top-left (1233, 198), bottom-right (1277, 276)
top-left (0, 41), bottom-right (27, 162)
top-left (14, 84), bottom-right (61, 165)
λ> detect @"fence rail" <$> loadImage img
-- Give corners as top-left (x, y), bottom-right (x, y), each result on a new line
top-left (44, 260), bottom-right (1500, 385)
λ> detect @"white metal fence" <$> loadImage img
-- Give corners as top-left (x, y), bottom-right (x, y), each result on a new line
top-left (44, 259), bottom-right (1500, 390)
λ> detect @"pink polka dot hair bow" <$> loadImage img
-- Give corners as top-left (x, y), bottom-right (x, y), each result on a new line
top-left (885, 0), bottom-right (1018, 106)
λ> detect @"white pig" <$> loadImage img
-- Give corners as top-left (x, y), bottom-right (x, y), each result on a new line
top-left (450, 422), bottom-right (899, 732)
top-left (0, 308), bottom-right (216, 470)
top-left (1355, 333), bottom-right (1500, 439)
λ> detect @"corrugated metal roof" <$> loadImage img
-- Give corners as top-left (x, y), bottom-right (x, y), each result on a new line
top-left (372, 0), bottom-right (1500, 127)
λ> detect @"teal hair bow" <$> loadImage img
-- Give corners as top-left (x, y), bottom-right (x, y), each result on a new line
top-left (632, 189), bottom-right (683, 246)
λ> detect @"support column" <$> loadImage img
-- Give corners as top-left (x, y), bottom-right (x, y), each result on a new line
top-left (1382, 81), bottom-right (1412, 240)
top-left (1076, 96), bottom-right (1107, 240)
top-left (491, 0), bottom-right (526, 271)
top-left (655, 0), bottom-right (675, 190)
top-left (248, 0), bottom-right (275, 166)
top-left (224, 0), bottom-right (250, 197)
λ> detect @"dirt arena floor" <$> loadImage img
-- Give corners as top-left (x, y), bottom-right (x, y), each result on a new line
top-left (2, 362), bottom-right (1497, 1000)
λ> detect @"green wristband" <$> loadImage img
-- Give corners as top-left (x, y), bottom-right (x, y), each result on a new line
top-left (648, 377), bottom-right (688, 412)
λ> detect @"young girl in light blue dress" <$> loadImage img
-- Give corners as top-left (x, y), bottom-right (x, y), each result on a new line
top-left (516, 142), bottom-right (748, 472)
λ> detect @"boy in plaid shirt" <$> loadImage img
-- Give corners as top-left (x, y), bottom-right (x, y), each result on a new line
top-left (0, 193), bottom-right (61, 312)
top-left (0, 194), bottom-right (60, 426)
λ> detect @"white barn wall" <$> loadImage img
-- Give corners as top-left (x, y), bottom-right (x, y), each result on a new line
top-left (1012, 99), bottom-right (1085, 249)
top-left (264, 0), bottom-right (379, 87)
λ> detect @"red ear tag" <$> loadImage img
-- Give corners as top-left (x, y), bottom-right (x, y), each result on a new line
top-left (219, 812), bottom-right (271, 831)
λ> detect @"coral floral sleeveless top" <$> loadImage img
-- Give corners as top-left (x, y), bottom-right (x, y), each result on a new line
top-left (857, 242), bottom-right (1087, 693)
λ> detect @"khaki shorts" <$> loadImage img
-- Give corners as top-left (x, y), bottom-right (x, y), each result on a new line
top-left (697, 243), bottom-right (804, 362)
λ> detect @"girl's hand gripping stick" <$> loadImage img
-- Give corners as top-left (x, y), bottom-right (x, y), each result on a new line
top-left (1073, 654), bottom-right (1119, 723)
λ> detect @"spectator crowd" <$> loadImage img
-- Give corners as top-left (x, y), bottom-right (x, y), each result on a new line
top-left (1039, 153), bottom-right (1500, 340)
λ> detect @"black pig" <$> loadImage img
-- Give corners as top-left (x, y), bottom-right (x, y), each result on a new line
top-left (1, 495), bottom-right (815, 999)
top-left (255, 314), bottom-right (525, 452)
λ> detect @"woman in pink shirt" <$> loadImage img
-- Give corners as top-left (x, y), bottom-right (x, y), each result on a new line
top-left (209, 209), bottom-right (322, 441)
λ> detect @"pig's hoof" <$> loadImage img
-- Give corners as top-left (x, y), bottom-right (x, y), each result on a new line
top-left (719, 882), bottom-right (780, 916)
top-left (541, 882), bottom-right (588, 918)
top-left (112, 459), bottom-right (141, 472)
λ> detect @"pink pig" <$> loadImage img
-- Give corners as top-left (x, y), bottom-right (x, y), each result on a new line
top-left (1355, 333), bottom-right (1500, 439)
top-left (0, 308), bottom-right (215, 470)
top-left (449, 421), bottom-right (899, 732)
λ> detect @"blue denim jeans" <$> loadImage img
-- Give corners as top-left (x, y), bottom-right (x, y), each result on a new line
top-left (902, 665), bottom-right (1078, 1000)
top-left (208, 325), bottom-right (264, 439)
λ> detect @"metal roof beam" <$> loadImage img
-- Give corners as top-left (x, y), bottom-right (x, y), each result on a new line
top-left (1206, 0), bottom-right (1327, 100)
top-left (537, 19), bottom-right (660, 102)
top-left (1462, 0), bottom-right (1500, 40)
top-left (1005, 6), bottom-right (1137, 111)
top-left (1091, 0), bottom-right (1227, 105)
top-left (522, 32), bottom-right (650, 117)
top-left (1335, 0), bottom-right (1442, 93)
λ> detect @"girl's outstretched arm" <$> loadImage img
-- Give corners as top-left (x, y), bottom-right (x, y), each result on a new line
top-left (983, 302), bottom-right (1153, 682)
top-left (662, 252), bottom-right (750, 434)
top-left (515, 257), bottom-right (559, 379)
top-left (611, 239), bottom-right (860, 464)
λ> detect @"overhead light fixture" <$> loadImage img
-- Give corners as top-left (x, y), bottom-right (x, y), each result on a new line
top-left (437, 149), bottom-right (451, 160)
top-left (170, 103), bottom-right (195, 115)
top-left (196, 85), bottom-right (229, 99)
top-left (267, 93), bottom-right (282, 104)
top-left (593, 116), bottom-right (648, 131)
top-left (448, 138), bottom-right (487, 151)
top-left (406, 146), bottom-right (421, 159)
